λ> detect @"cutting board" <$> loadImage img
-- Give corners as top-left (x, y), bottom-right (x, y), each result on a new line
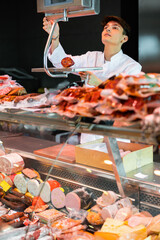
top-left (34, 144), bottom-right (76, 163)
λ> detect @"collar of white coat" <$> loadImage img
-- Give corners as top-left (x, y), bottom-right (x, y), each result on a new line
top-left (103, 49), bottom-right (123, 63)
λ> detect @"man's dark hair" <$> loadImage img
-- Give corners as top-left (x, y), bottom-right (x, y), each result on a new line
top-left (101, 16), bottom-right (131, 38)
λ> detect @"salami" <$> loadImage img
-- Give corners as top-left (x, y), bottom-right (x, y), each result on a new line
top-left (61, 57), bottom-right (75, 68)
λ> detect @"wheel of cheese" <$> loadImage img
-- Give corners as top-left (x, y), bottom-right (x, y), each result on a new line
top-left (51, 187), bottom-right (65, 209)
top-left (27, 178), bottom-right (43, 196)
top-left (13, 173), bottom-right (28, 194)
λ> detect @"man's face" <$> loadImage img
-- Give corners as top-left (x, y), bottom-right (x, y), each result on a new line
top-left (101, 21), bottom-right (128, 46)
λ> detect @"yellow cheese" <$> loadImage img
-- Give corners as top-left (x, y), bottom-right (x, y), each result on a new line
top-left (94, 231), bottom-right (119, 240)
top-left (119, 224), bottom-right (147, 240)
top-left (101, 218), bottom-right (125, 232)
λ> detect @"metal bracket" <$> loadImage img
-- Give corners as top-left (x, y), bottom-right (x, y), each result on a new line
top-left (44, 9), bottom-right (69, 78)
top-left (104, 136), bottom-right (139, 206)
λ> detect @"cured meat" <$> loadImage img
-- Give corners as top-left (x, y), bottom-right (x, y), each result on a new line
top-left (114, 207), bottom-right (132, 221)
top-left (51, 187), bottom-right (66, 209)
top-left (8, 215), bottom-right (28, 228)
top-left (20, 226), bottom-right (50, 240)
top-left (61, 57), bottom-right (75, 68)
top-left (36, 208), bottom-right (65, 225)
top-left (22, 168), bottom-right (38, 179)
top-left (39, 179), bottom-right (61, 203)
top-left (56, 230), bottom-right (94, 240)
top-left (128, 215), bottom-right (152, 228)
top-left (24, 204), bottom-right (49, 213)
top-left (51, 217), bottom-right (81, 231)
top-left (4, 192), bottom-right (32, 206)
top-left (96, 191), bottom-right (118, 208)
top-left (14, 174), bottom-right (28, 194)
top-left (0, 86), bottom-right (12, 95)
top-left (86, 205), bottom-right (104, 225)
top-left (0, 197), bottom-right (26, 211)
top-left (0, 153), bottom-right (24, 175)
top-left (27, 178), bottom-right (43, 196)
top-left (9, 188), bottom-right (32, 205)
top-left (13, 93), bottom-right (39, 103)
top-left (65, 187), bottom-right (93, 211)
top-left (1, 212), bottom-right (24, 222)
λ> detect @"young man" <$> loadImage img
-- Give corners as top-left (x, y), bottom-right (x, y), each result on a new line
top-left (43, 16), bottom-right (142, 143)
top-left (43, 15), bottom-right (142, 87)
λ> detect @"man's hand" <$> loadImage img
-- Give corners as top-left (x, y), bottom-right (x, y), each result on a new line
top-left (79, 71), bottom-right (102, 87)
top-left (43, 17), bottom-right (59, 38)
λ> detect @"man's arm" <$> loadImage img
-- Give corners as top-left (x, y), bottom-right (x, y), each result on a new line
top-left (43, 17), bottom-right (59, 54)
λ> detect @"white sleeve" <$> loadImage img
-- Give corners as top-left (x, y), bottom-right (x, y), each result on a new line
top-left (48, 43), bottom-right (99, 68)
top-left (124, 62), bottom-right (142, 75)
top-left (48, 43), bottom-right (68, 68)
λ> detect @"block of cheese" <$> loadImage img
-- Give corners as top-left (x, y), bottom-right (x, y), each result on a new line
top-left (101, 218), bottom-right (125, 232)
top-left (100, 218), bottom-right (147, 240)
top-left (94, 232), bottom-right (119, 240)
top-left (119, 224), bottom-right (147, 240)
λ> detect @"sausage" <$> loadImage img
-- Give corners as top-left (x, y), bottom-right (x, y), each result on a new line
top-left (65, 187), bottom-right (93, 211)
top-left (4, 192), bottom-right (32, 206)
top-left (8, 215), bottom-right (28, 228)
top-left (51, 187), bottom-right (65, 209)
top-left (1, 197), bottom-right (26, 211)
top-left (1, 212), bottom-right (24, 222)
top-left (9, 188), bottom-right (32, 205)
top-left (61, 57), bottom-right (75, 68)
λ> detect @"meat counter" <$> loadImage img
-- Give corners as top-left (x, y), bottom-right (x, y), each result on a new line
top-left (0, 109), bottom-right (159, 217)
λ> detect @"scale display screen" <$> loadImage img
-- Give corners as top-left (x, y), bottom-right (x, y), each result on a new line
top-left (37, 0), bottom-right (99, 17)
top-left (44, 0), bottom-right (72, 6)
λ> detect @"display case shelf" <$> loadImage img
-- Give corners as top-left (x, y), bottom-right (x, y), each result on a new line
top-left (0, 109), bottom-right (157, 144)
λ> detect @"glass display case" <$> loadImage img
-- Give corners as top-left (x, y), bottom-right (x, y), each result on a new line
top-left (0, 109), bottom-right (160, 217)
